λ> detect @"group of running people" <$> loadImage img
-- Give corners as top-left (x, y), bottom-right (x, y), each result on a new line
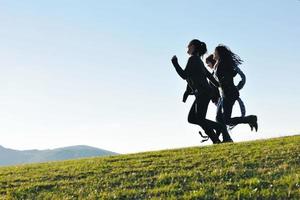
top-left (171, 39), bottom-right (258, 143)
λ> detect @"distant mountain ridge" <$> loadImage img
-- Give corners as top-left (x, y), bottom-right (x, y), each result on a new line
top-left (0, 145), bottom-right (118, 166)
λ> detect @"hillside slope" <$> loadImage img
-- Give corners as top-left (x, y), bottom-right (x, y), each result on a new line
top-left (0, 135), bottom-right (299, 199)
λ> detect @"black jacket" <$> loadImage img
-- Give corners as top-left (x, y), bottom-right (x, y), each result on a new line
top-left (172, 55), bottom-right (219, 101)
top-left (215, 61), bottom-right (239, 99)
top-left (209, 71), bottom-right (221, 104)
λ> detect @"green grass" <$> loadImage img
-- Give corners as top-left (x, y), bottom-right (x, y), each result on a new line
top-left (1, 135), bottom-right (300, 200)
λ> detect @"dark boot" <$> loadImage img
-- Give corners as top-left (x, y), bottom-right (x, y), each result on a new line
top-left (220, 124), bottom-right (233, 143)
top-left (204, 129), bottom-right (221, 144)
top-left (247, 115), bottom-right (258, 132)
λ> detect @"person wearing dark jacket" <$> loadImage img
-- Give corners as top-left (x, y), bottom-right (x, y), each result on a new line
top-left (205, 55), bottom-right (221, 105)
top-left (171, 39), bottom-right (233, 143)
top-left (206, 54), bottom-right (248, 131)
top-left (213, 45), bottom-right (258, 131)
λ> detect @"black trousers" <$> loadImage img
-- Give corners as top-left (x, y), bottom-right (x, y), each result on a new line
top-left (187, 94), bottom-right (226, 143)
top-left (216, 96), bottom-right (251, 126)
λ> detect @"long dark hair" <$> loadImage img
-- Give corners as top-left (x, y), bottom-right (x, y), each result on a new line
top-left (215, 45), bottom-right (243, 69)
top-left (189, 39), bottom-right (207, 57)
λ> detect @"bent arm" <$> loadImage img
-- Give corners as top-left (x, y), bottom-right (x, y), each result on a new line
top-left (198, 59), bottom-right (219, 87)
top-left (206, 69), bottom-right (220, 87)
top-left (172, 61), bottom-right (188, 80)
top-left (172, 56), bottom-right (194, 80)
top-left (236, 67), bottom-right (246, 90)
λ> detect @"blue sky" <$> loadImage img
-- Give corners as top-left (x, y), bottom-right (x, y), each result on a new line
top-left (0, 1), bottom-right (299, 153)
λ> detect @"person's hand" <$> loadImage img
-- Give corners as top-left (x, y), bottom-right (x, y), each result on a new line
top-left (171, 55), bottom-right (178, 65)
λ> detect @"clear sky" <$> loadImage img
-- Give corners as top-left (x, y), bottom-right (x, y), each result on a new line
top-left (0, 0), bottom-right (299, 154)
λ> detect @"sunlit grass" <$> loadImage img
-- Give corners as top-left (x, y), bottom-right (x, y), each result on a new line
top-left (0, 135), bottom-right (299, 199)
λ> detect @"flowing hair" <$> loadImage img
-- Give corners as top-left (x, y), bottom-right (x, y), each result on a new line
top-left (215, 45), bottom-right (243, 69)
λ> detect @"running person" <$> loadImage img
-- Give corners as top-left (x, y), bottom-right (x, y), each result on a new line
top-left (171, 39), bottom-right (233, 143)
top-left (213, 45), bottom-right (258, 131)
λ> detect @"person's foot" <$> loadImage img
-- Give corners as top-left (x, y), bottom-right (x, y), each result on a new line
top-left (249, 124), bottom-right (253, 131)
top-left (248, 115), bottom-right (258, 132)
top-left (203, 129), bottom-right (221, 144)
top-left (199, 131), bottom-right (209, 143)
top-left (213, 140), bottom-right (221, 144)
top-left (198, 131), bottom-right (209, 139)
top-left (219, 124), bottom-right (233, 143)
top-left (215, 130), bottom-right (222, 138)
top-left (211, 137), bottom-right (221, 144)
top-left (222, 138), bottom-right (233, 143)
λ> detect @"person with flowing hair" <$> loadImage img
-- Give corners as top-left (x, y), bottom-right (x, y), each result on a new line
top-left (206, 54), bottom-right (247, 131)
top-left (212, 45), bottom-right (258, 131)
top-left (171, 39), bottom-right (233, 143)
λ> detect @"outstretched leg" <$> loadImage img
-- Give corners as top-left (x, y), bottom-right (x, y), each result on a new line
top-left (222, 97), bottom-right (258, 131)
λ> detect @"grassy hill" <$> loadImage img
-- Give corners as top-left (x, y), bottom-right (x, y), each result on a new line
top-left (0, 135), bottom-right (299, 199)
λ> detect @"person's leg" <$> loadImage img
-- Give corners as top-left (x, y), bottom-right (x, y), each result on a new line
top-left (195, 95), bottom-right (233, 142)
top-left (214, 98), bottom-right (233, 142)
top-left (223, 97), bottom-right (258, 131)
top-left (188, 97), bottom-right (221, 144)
top-left (194, 95), bottom-right (226, 143)
top-left (203, 118), bottom-right (233, 142)
top-left (215, 98), bottom-right (225, 138)
top-left (222, 97), bottom-right (235, 125)
top-left (216, 98), bottom-right (224, 124)
top-left (187, 100), bottom-right (198, 124)
top-left (237, 97), bottom-right (246, 117)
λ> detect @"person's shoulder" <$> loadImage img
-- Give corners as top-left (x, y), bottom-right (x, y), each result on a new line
top-left (188, 55), bottom-right (199, 60)
top-left (188, 55), bottom-right (202, 64)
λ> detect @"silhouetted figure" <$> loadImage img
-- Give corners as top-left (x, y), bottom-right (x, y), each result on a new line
top-left (205, 55), bottom-right (221, 105)
top-left (206, 54), bottom-right (247, 131)
top-left (171, 39), bottom-right (233, 143)
top-left (212, 45), bottom-right (258, 131)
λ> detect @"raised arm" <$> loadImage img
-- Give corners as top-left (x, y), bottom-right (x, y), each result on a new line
top-left (171, 55), bottom-right (188, 79)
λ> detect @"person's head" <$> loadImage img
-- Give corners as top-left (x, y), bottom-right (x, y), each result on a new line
top-left (187, 39), bottom-right (207, 56)
top-left (205, 54), bottom-right (216, 69)
top-left (214, 44), bottom-right (243, 68)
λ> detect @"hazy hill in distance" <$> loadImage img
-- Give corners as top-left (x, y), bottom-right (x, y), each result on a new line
top-left (0, 145), bottom-right (118, 166)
